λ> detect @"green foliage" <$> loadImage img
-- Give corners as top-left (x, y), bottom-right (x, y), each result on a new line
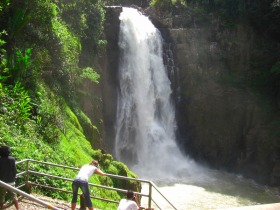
top-left (98, 39), bottom-right (108, 46)
top-left (0, 30), bottom-right (9, 82)
top-left (56, 0), bottom-right (106, 56)
top-left (72, 107), bottom-right (98, 139)
top-left (0, 45), bottom-right (34, 88)
top-left (65, 104), bottom-right (83, 132)
top-left (50, 12), bottom-right (81, 98)
top-left (81, 67), bottom-right (100, 84)
top-left (11, 48), bottom-right (32, 83)
top-left (16, 48), bottom-right (31, 67)
top-left (80, 0), bottom-right (106, 59)
top-left (35, 85), bottom-right (65, 144)
top-left (0, 81), bottom-right (135, 207)
top-left (150, 0), bottom-right (186, 8)
top-left (0, 0), bottom-right (141, 207)
top-left (0, 82), bottom-right (32, 127)
top-left (91, 150), bottom-right (140, 208)
top-left (52, 17), bottom-right (80, 63)
top-left (0, 31), bottom-right (6, 46)
top-left (150, 0), bottom-right (168, 7)
top-left (105, 160), bottom-right (140, 195)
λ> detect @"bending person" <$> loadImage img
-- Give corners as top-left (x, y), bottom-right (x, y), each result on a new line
top-left (71, 160), bottom-right (105, 210)
top-left (0, 145), bottom-right (20, 210)
top-left (118, 190), bottom-right (140, 210)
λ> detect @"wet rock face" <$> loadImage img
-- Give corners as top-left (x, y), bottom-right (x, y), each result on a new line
top-left (149, 8), bottom-right (279, 186)
top-left (156, 18), bottom-right (280, 186)
top-left (100, 6), bottom-right (122, 153)
top-left (100, 6), bottom-right (280, 186)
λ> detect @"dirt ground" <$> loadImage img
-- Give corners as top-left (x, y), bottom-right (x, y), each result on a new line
top-left (4, 194), bottom-right (71, 210)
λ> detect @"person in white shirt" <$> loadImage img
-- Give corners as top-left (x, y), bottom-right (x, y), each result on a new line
top-left (71, 160), bottom-right (105, 210)
top-left (117, 190), bottom-right (140, 210)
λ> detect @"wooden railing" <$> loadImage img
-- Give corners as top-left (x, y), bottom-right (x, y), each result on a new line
top-left (13, 159), bottom-right (178, 210)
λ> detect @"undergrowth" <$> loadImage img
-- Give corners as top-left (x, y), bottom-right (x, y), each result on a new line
top-left (0, 1), bottom-right (140, 209)
top-left (0, 82), bottom-right (139, 209)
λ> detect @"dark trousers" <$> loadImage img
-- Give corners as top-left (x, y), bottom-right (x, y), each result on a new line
top-left (71, 179), bottom-right (92, 207)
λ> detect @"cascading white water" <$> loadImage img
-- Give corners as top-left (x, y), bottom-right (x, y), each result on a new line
top-left (114, 7), bottom-right (280, 209)
top-left (115, 7), bottom-right (201, 180)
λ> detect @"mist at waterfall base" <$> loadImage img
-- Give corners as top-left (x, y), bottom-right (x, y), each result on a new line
top-left (114, 7), bottom-right (280, 209)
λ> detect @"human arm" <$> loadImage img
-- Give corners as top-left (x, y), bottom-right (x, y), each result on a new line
top-left (94, 168), bottom-right (106, 176)
top-left (133, 194), bottom-right (140, 210)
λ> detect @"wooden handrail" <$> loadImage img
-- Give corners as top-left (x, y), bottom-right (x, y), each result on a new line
top-left (28, 170), bottom-right (148, 198)
top-left (15, 159), bottom-right (178, 210)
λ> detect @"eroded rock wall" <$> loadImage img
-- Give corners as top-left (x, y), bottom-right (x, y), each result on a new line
top-left (151, 12), bottom-right (280, 185)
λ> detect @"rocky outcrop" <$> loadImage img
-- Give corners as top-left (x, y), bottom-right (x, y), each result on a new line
top-left (99, 6), bottom-right (122, 153)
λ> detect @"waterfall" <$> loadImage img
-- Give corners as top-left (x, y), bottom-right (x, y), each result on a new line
top-left (112, 8), bottom-right (280, 209)
top-left (115, 7), bottom-right (199, 180)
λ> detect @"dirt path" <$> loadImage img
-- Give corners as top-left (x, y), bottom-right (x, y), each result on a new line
top-left (4, 195), bottom-right (70, 210)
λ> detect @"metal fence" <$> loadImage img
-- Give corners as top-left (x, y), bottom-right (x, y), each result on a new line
top-left (11, 159), bottom-right (178, 210)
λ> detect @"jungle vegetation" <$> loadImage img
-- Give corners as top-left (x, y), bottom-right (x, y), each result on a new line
top-left (0, 0), bottom-right (138, 209)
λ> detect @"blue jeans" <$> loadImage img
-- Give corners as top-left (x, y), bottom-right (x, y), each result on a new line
top-left (71, 179), bottom-right (92, 207)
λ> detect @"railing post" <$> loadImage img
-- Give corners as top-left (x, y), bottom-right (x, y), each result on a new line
top-left (26, 159), bottom-right (31, 193)
top-left (79, 194), bottom-right (86, 210)
top-left (148, 182), bottom-right (152, 209)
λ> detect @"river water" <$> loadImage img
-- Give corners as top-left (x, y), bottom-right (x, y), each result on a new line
top-left (115, 7), bottom-right (280, 210)
top-left (140, 169), bottom-right (280, 209)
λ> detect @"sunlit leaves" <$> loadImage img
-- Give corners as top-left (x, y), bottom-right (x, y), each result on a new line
top-left (0, 82), bottom-right (32, 126)
top-left (80, 67), bottom-right (100, 84)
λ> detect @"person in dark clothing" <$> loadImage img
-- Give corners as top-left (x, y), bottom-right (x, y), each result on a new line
top-left (0, 145), bottom-right (19, 210)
